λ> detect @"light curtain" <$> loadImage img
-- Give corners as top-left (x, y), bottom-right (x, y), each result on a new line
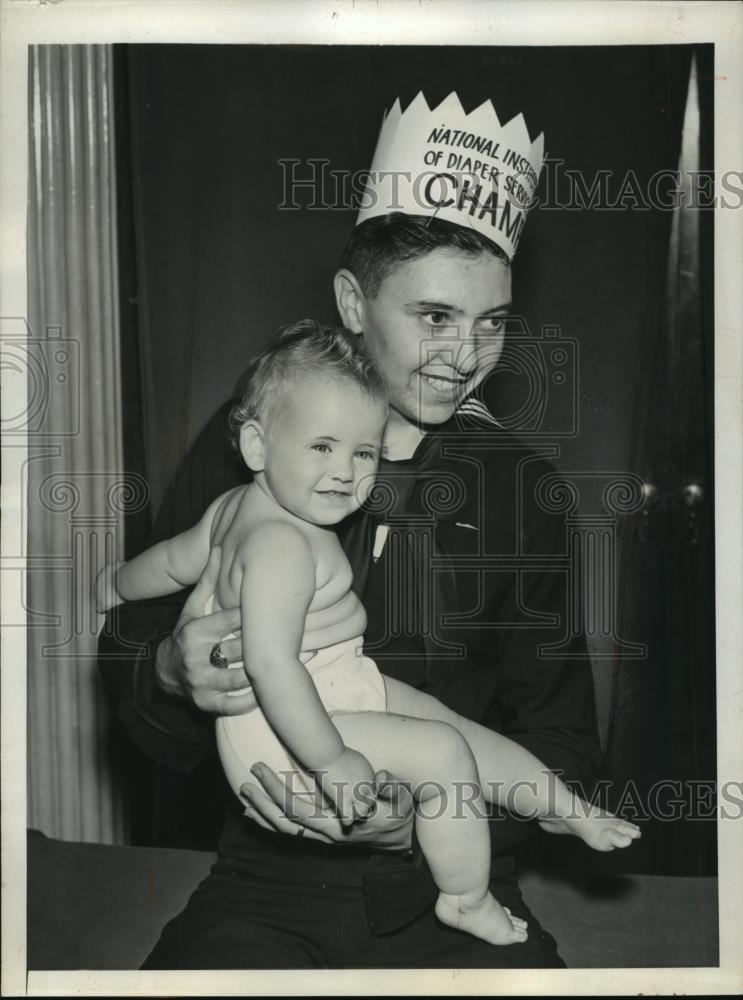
top-left (27, 45), bottom-right (133, 844)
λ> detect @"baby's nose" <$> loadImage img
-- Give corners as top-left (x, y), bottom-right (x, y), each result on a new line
top-left (332, 464), bottom-right (353, 483)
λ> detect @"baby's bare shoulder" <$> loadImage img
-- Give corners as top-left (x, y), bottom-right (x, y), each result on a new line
top-left (216, 488), bottom-right (309, 552)
top-left (222, 520), bottom-right (317, 608)
top-left (238, 518), bottom-right (315, 564)
top-left (209, 485), bottom-right (251, 546)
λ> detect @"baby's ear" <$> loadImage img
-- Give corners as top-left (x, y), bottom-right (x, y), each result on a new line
top-left (239, 421), bottom-right (265, 472)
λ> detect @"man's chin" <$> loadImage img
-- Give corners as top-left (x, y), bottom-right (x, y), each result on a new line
top-left (414, 400), bottom-right (459, 427)
top-left (389, 398), bottom-right (460, 436)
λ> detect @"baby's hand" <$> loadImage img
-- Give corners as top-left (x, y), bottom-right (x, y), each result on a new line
top-left (314, 747), bottom-right (378, 827)
top-left (94, 562), bottom-right (124, 615)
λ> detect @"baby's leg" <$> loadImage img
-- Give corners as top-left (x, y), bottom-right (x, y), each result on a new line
top-left (384, 678), bottom-right (641, 853)
top-left (331, 711), bottom-right (527, 946)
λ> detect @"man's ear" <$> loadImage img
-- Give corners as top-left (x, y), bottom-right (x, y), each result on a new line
top-left (239, 421), bottom-right (266, 472)
top-left (334, 268), bottom-right (365, 334)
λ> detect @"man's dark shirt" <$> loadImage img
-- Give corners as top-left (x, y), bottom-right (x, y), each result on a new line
top-left (98, 400), bottom-right (601, 934)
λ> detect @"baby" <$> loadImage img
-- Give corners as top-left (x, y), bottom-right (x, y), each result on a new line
top-left (97, 320), bottom-right (640, 947)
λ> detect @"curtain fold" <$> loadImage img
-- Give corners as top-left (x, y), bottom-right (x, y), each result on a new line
top-left (27, 45), bottom-right (130, 845)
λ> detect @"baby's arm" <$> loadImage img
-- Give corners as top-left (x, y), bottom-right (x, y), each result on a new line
top-left (95, 491), bottom-right (234, 613)
top-left (237, 522), bottom-right (375, 825)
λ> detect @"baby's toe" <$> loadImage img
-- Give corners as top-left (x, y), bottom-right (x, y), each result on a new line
top-left (619, 821), bottom-right (641, 838)
top-left (607, 829), bottom-right (633, 849)
top-left (504, 906), bottom-right (528, 929)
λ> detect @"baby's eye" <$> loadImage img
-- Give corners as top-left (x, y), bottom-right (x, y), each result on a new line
top-left (312, 443), bottom-right (331, 453)
top-left (354, 450), bottom-right (376, 461)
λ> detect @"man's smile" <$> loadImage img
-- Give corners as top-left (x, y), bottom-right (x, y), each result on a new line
top-left (418, 368), bottom-right (471, 398)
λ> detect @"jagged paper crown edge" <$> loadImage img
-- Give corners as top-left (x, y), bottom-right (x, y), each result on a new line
top-left (376, 91), bottom-right (545, 177)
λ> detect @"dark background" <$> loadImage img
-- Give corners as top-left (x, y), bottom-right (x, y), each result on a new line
top-left (113, 43), bottom-right (716, 876)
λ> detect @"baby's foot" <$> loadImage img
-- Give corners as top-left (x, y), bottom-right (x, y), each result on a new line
top-left (539, 805), bottom-right (641, 852)
top-left (435, 891), bottom-right (528, 946)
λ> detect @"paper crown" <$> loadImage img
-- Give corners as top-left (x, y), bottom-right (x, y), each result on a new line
top-left (356, 92), bottom-right (545, 260)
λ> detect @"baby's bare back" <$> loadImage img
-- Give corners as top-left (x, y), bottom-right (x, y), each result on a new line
top-left (207, 485), bottom-right (367, 652)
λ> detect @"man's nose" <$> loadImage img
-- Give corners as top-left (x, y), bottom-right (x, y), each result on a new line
top-left (432, 322), bottom-right (469, 342)
top-left (426, 338), bottom-right (474, 372)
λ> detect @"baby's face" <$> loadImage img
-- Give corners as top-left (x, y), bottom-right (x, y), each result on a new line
top-left (260, 375), bottom-right (387, 526)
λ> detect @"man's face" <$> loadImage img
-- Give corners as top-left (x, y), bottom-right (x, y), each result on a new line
top-left (356, 249), bottom-right (512, 429)
top-left (259, 375), bottom-right (386, 526)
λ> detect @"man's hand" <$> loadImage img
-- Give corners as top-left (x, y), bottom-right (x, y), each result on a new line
top-left (240, 764), bottom-right (415, 851)
top-left (154, 547), bottom-right (256, 715)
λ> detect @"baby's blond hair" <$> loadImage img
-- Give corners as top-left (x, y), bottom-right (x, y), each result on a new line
top-left (229, 319), bottom-right (388, 448)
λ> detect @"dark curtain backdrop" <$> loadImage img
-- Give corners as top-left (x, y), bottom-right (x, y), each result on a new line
top-left (114, 43), bottom-right (716, 875)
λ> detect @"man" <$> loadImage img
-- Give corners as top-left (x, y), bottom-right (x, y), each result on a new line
top-left (99, 92), bottom-right (601, 968)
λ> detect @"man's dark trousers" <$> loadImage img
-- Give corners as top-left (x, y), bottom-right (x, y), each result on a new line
top-left (142, 858), bottom-right (564, 969)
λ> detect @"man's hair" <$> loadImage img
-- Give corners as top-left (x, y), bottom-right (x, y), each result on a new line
top-left (229, 318), bottom-right (388, 448)
top-left (340, 213), bottom-right (510, 297)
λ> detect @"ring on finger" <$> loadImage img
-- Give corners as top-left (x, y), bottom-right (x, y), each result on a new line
top-left (295, 826), bottom-right (305, 838)
top-left (210, 642), bottom-right (229, 669)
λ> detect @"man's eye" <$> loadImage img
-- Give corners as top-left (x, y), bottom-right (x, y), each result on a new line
top-left (355, 450), bottom-right (376, 461)
top-left (312, 444), bottom-right (331, 453)
top-left (423, 311), bottom-right (449, 326)
top-left (476, 316), bottom-right (506, 335)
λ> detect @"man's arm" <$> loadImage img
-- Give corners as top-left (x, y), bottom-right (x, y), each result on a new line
top-left (98, 592), bottom-right (209, 773)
